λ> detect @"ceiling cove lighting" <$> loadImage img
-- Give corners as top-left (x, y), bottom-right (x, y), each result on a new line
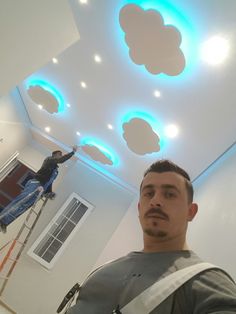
top-left (117, 0), bottom-right (197, 78)
top-left (164, 124), bottom-right (179, 138)
top-left (26, 79), bottom-right (65, 113)
top-left (121, 110), bottom-right (165, 149)
top-left (81, 137), bottom-right (119, 166)
top-left (200, 36), bottom-right (230, 65)
top-left (80, 81), bottom-right (87, 88)
top-left (45, 127), bottom-right (51, 133)
top-left (94, 54), bottom-right (102, 63)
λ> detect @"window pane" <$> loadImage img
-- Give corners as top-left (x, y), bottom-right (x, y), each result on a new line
top-left (70, 204), bottom-right (87, 223)
top-left (57, 221), bottom-right (75, 242)
top-left (42, 239), bottom-right (62, 262)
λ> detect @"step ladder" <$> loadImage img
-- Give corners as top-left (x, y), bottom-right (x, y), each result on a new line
top-left (0, 191), bottom-right (50, 296)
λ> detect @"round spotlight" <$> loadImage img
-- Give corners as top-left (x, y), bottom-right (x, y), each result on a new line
top-left (66, 103), bottom-right (71, 108)
top-left (165, 124), bottom-right (179, 138)
top-left (45, 127), bottom-right (51, 133)
top-left (38, 104), bottom-right (43, 110)
top-left (107, 124), bottom-right (113, 130)
top-left (200, 36), bottom-right (230, 65)
top-left (52, 58), bottom-right (58, 64)
top-left (80, 81), bottom-right (87, 88)
top-left (94, 54), bottom-right (102, 63)
top-left (154, 90), bottom-right (161, 98)
top-left (76, 131), bottom-right (81, 136)
top-left (80, 0), bottom-right (88, 3)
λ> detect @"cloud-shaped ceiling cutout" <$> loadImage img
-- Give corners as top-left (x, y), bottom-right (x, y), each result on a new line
top-left (119, 4), bottom-right (185, 76)
top-left (82, 144), bottom-right (113, 165)
top-left (123, 118), bottom-right (160, 155)
top-left (27, 85), bottom-right (59, 114)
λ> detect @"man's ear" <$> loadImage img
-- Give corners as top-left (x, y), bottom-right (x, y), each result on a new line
top-left (188, 203), bottom-right (198, 221)
top-left (138, 201), bottom-right (141, 215)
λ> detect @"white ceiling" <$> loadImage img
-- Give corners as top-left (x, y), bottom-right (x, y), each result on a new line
top-left (17, 0), bottom-right (236, 191)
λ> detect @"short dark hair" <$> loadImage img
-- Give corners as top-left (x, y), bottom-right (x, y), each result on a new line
top-left (141, 159), bottom-right (194, 202)
top-left (52, 150), bottom-right (62, 157)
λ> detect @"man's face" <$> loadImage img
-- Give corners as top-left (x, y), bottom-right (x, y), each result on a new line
top-left (138, 171), bottom-right (197, 241)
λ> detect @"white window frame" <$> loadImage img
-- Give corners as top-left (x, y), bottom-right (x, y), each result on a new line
top-left (0, 151), bottom-right (19, 182)
top-left (27, 192), bottom-right (94, 269)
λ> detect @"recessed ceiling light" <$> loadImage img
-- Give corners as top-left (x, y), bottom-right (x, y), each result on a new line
top-left (76, 131), bottom-right (81, 136)
top-left (38, 104), bottom-right (43, 110)
top-left (66, 103), bottom-right (71, 108)
top-left (154, 90), bottom-right (161, 98)
top-left (79, 0), bottom-right (88, 3)
top-left (107, 124), bottom-right (113, 130)
top-left (80, 81), bottom-right (87, 88)
top-left (200, 36), bottom-right (230, 65)
top-left (52, 58), bottom-right (58, 64)
top-left (94, 54), bottom-right (102, 63)
top-left (165, 124), bottom-right (179, 138)
top-left (45, 127), bottom-right (51, 133)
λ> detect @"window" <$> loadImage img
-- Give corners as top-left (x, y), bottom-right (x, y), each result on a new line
top-left (27, 192), bottom-right (94, 269)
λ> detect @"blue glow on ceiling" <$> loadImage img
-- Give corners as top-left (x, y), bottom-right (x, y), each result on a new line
top-left (116, 0), bottom-right (197, 80)
top-left (121, 110), bottom-right (166, 151)
top-left (80, 137), bottom-right (119, 166)
top-left (26, 79), bottom-right (65, 113)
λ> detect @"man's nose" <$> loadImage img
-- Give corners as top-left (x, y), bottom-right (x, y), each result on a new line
top-left (150, 191), bottom-right (162, 207)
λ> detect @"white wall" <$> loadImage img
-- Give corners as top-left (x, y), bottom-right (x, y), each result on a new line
top-left (2, 155), bottom-right (135, 314)
top-left (93, 196), bottom-right (141, 269)
top-left (188, 143), bottom-right (236, 280)
top-left (0, 88), bottom-right (31, 167)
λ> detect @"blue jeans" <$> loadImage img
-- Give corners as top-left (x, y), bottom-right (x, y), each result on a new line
top-left (0, 179), bottom-right (42, 225)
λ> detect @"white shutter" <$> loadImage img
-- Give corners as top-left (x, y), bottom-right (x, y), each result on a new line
top-left (28, 192), bottom-right (94, 269)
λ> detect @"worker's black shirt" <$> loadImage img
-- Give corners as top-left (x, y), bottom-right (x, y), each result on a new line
top-left (35, 151), bottom-right (74, 185)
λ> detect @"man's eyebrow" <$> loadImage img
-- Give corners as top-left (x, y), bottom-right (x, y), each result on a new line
top-left (161, 184), bottom-right (181, 194)
top-left (141, 184), bottom-right (154, 192)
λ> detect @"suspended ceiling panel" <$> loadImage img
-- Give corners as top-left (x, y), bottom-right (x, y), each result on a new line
top-left (16, 0), bottom-right (236, 190)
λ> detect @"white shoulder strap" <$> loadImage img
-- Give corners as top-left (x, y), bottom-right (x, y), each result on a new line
top-left (120, 262), bottom-right (220, 314)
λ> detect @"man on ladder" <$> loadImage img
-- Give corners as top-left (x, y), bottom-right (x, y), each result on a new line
top-left (0, 145), bottom-right (78, 233)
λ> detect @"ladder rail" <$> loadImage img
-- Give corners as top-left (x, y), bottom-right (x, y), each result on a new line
top-left (0, 194), bottom-right (49, 296)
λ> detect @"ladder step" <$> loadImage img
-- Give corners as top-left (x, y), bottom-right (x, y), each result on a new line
top-left (23, 224), bottom-right (32, 229)
top-left (8, 257), bottom-right (18, 262)
top-left (15, 240), bottom-right (25, 246)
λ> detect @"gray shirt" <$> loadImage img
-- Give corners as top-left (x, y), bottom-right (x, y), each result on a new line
top-left (68, 250), bottom-right (236, 313)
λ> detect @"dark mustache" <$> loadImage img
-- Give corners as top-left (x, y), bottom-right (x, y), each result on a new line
top-left (145, 207), bottom-right (169, 221)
